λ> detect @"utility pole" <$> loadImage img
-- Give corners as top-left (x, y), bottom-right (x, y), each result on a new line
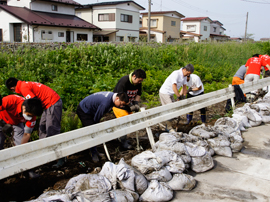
top-left (148, 0), bottom-right (151, 42)
top-left (244, 12), bottom-right (248, 41)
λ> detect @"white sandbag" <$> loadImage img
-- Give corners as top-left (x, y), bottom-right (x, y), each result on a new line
top-left (154, 150), bottom-right (178, 165)
top-left (215, 117), bottom-right (240, 132)
top-left (166, 173), bottom-right (196, 191)
top-left (229, 130), bottom-right (243, 143)
top-left (263, 90), bottom-right (270, 99)
top-left (29, 190), bottom-right (71, 202)
top-left (212, 125), bottom-right (235, 137)
top-left (157, 140), bottom-right (187, 156)
top-left (261, 116), bottom-right (270, 123)
top-left (65, 174), bottom-right (111, 194)
top-left (139, 180), bottom-right (173, 202)
top-left (185, 142), bottom-right (207, 157)
top-left (159, 132), bottom-right (181, 143)
top-left (72, 191), bottom-right (111, 202)
top-left (249, 120), bottom-right (262, 127)
top-left (213, 146), bottom-right (232, 157)
top-left (165, 155), bottom-right (186, 174)
top-left (118, 158), bottom-right (148, 195)
top-left (191, 152), bottom-right (214, 173)
top-left (99, 162), bottom-right (134, 190)
top-left (180, 133), bottom-right (199, 142)
top-left (230, 141), bottom-right (243, 152)
top-left (131, 151), bottom-right (163, 174)
top-left (110, 190), bottom-right (139, 202)
top-left (189, 125), bottom-right (215, 139)
top-left (207, 136), bottom-right (230, 148)
top-left (145, 167), bottom-right (172, 182)
top-left (180, 155), bottom-right (192, 164)
top-left (232, 113), bottom-right (251, 128)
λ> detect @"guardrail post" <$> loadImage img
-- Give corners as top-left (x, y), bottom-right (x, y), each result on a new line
top-left (229, 84), bottom-right (235, 110)
top-left (140, 107), bottom-right (156, 150)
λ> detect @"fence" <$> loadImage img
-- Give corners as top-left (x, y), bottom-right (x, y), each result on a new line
top-left (1, 78), bottom-right (270, 180)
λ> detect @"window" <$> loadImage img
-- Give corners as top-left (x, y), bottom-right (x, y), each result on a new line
top-left (52, 5), bottom-right (57, 11)
top-left (213, 27), bottom-right (216, 32)
top-left (41, 30), bottom-right (53, 40)
top-left (98, 13), bottom-right (115, 21)
top-left (186, 25), bottom-right (196, 32)
top-left (119, 36), bottom-right (124, 41)
top-left (121, 14), bottom-right (132, 23)
top-left (171, 21), bottom-right (176, 26)
top-left (77, 34), bottom-right (88, 41)
top-left (150, 19), bottom-right (157, 27)
top-left (204, 26), bottom-right (207, 31)
top-left (0, 29), bottom-right (2, 41)
top-left (58, 32), bottom-right (64, 37)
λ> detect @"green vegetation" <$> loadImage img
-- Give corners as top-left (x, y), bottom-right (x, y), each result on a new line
top-left (0, 41), bottom-right (267, 133)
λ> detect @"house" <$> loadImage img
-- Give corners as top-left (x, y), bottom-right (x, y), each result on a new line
top-left (180, 31), bottom-right (202, 42)
top-left (181, 17), bottom-right (229, 42)
top-left (260, 38), bottom-right (270, 42)
top-left (0, 0), bottom-right (100, 43)
top-left (76, 1), bottom-right (145, 42)
top-left (140, 11), bottom-right (185, 43)
top-left (229, 37), bottom-right (243, 42)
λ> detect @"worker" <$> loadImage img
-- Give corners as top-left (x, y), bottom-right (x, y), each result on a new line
top-left (159, 64), bottom-right (194, 130)
top-left (244, 54), bottom-right (263, 102)
top-left (259, 54), bottom-right (270, 78)
top-left (113, 69), bottom-right (146, 149)
top-left (76, 92), bottom-right (129, 163)
top-left (5, 78), bottom-right (64, 168)
top-left (182, 74), bottom-right (206, 124)
top-left (232, 65), bottom-right (246, 85)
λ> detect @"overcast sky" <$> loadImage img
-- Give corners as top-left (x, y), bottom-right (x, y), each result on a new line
top-left (75, 0), bottom-right (270, 41)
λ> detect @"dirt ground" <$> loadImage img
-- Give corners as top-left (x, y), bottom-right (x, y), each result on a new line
top-left (0, 101), bottom-right (230, 201)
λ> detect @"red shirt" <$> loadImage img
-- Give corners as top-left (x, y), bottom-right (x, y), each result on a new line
top-left (260, 54), bottom-right (270, 71)
top-left (0, 95), bottom-right (36, 127)
top-left (245, 57), bottom-right (262, 75)
top-left (15, 81), bottom-right (60, 109)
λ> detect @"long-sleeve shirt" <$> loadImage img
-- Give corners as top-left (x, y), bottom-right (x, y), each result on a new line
top-left (79, 92), bottom-right (115, 123)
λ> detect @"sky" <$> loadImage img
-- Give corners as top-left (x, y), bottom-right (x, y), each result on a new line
top-left (75, 0), bottom-right (270, 41)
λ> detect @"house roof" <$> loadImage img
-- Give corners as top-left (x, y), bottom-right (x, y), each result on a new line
top-left (180, 30), bottom-right (202, 37)
top-left (0, 5), bottom-right (100, 29)
top-left (212, 20), bottom-right (223, 26)
top-left (182, 17), bottom-right (213, 22)
top-left (140, 11), bottom-right (185, 18)
top-left (78, 1), bottom-right (145, 10)
top-left (93, 29), bottom-right (118, 36)
top-left (34, 0), bottom-right (81, 6)
top-left (260, 38), bottom-right (270, 41)
top-left (210, 34), bottom-right (230, 38)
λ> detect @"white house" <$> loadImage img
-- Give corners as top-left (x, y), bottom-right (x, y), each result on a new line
top-left (0, 0), bottom-right (100, 43)
top-left (181, 17), bottom-right (229, 42)
top-left (76, 1), bottom-right (145, 42)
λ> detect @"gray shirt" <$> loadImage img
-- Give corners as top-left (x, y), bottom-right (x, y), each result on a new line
top-left (234, 65), bottom-right (246, 80)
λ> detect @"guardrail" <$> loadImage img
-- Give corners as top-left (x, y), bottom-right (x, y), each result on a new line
top-left (1, 77), bottom-right (270, 180)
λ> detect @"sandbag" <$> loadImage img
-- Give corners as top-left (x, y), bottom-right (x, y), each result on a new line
top-left (145, 167), bottom-right (172, 182)
top-left (180, 133), bottom-right (199, 143)
top-left (110, 190), bottom-right (139, 202)
top-left (139, 180), bottom-right (173, 202)
top-left (207, 136), bottom-right (232, 157)
top-left (215, 117), bottom-right (239, 132)
top-left (72, 191), bottom-right (111, 202)
top-left (166, 173), bottom-right (196, 191)
top-left (65, 174), bottom-right (111, 194)
top-left (189, 125), bottom-right (216, 139)
top-left (185, 142), bottom-right (207, 157)
top-left (191, 152), bottom-right (214, 173)
top-left (212, 125), bottom-right (235, 137)
top-left (29, 190), bottom-right (71, 202)
top-left (131, 151), bottom-right (163, 174)
top-left (118, 158), bottom-right (148, 195)
top-left (249, 120), bottom-right (262, 127)
top-left (99, 162), bottom-right (134, 191)
top-left (156, 139), bottom-right (187, 156)
top-left (232, 113), bottom-right (251, 128)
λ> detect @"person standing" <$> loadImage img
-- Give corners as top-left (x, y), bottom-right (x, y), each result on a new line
top-left (5, 78), bottom-right (64, 168)
top-left (76, 92), bottom-right (129, 163)
top-left (159, 64), bottom-right (194, 130)
top-left (184, 74), bottom-right (206, 124)
top-left (113, 69), bottom-right (146, 149)
top-left (260, 54), bottom-right (270, 78)
top-left (232, 65), bottom-right (246, 86)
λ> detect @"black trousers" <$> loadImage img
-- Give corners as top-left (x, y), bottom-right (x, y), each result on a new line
top-left (187, 92), bottom-right (206, 115)
top-left (76, 104), bottom-right (95, 127)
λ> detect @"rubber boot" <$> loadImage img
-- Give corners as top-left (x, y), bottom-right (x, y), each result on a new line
top-left (52, 157), bottom-right (66, 169)
top-left (90, 147), bottom-right (99, 163)
top-left (120, 136), bottom-right (132, 150)
top-left (186, 114), bottom-right (193, 124)
top-left (201, 115), bottom-right (206, 123)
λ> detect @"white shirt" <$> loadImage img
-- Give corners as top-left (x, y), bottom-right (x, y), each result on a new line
top-left (159, 68), bottom-right (187, 95)
top-left (187, 74), bottom-right (204, 96)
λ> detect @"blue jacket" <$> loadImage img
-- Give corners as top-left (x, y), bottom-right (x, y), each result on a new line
top-left (79, 92), bottom-right (114, 123)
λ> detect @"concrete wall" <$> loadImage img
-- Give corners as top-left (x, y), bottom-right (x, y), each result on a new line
top-left (200, 20), bottom-right (211, 41)
top-left (31, 1), bottom-right (75, 15)
top-left (163, 16), bottom-right (180, 39)
top-left (76, 8), bottom-right (93, 24)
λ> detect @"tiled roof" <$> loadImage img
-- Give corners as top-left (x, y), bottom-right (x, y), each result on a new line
top-left (182, 17), bottom-right (212, 22)
top-left (0, 5), bottom-right (100, 29)
top-left (180, 30), bottom-right (202, 36)
top-left (81, 1), bottom-right (145, 10)
top-left (212, 20), bottom-right (223, 26)
top-left (140, 11), bottom-right (185, 18)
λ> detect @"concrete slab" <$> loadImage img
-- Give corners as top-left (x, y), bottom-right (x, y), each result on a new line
top-left (172, 123), bottom-right (270, 202)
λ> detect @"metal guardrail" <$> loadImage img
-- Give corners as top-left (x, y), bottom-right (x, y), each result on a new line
top-left (1, 77), bottom-right (270, 180)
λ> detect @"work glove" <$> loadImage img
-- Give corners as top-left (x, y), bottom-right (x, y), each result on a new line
top-left (177, 95), bottom-right (186, 100)
top-left (130, 104), bottom-right (140, 112)
top-left (2, 124), bottom-right (13, 134)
